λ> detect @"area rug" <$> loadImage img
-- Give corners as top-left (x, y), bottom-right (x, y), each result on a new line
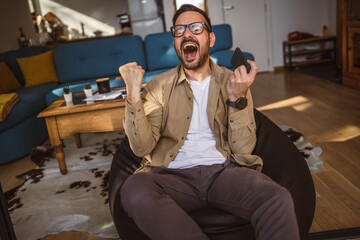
top-left (6, 131), bottom-right (125, 240)
top-left (280, 125), bottom-right (324, 175)
top-left (5, 127), bottom-right (323, 240)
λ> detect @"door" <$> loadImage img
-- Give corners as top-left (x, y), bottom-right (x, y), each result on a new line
top-left (222, 0), bottom-right (271, 72)
top-left (128, 0), bottom-right (165, 39)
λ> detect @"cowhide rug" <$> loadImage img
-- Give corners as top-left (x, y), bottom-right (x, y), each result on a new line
top-left (6, 131), bottom-right (125, 240)
top-left (5, 127), bottom-right (323, 240)
top-left (280, 125), bottom-right (324, 175)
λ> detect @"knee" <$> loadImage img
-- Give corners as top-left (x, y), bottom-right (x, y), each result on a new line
top-left (270, 185), bottom-right (295, 211)
top-left (120, 173), bottom-right (156, 212)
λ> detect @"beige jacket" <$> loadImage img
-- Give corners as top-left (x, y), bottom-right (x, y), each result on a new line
top-left (123, 61), bottom-right (263, 172)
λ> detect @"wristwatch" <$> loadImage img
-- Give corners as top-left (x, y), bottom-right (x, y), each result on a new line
top-left (226, 97), bottom-right (247, 110)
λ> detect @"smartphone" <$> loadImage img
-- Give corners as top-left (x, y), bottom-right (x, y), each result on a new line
top-left (231, 47), bottom-right (251, 73)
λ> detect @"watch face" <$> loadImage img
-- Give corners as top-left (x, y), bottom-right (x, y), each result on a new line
top-left (235, 98), bottom-right (247, 110)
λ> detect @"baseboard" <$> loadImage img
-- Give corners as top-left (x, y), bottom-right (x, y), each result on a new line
top-left (273, 66), bottom-right (284, 72)
top-left (307, 227), bottom-right (360, 240)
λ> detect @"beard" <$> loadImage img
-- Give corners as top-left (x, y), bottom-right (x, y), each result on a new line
top-left (175, 37), bottom-right (210, 70)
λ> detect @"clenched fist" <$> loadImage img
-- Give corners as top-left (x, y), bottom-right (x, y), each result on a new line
top-left (227, 60), bottom-right (258, 102)
top-left (119, 62), bottom-right (145, 104)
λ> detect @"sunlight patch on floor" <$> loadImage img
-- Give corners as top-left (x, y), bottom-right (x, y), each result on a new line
top-left (320, 125), bottom-right (360, 142)
top-left (258, 96), bottom-right (312, 112)
top-left (292, 101), bottom-right (314, 111)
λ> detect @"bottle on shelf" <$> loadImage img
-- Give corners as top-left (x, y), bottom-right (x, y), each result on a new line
top-left (322, 25), bottom-right (328, 38)
top-left (18, 27), bottom-right (29, 48)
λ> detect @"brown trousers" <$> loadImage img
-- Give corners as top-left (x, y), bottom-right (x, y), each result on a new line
top-left (121, 159), bottom-right (300, 240)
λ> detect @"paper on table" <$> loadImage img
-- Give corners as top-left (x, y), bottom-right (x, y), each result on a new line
top-left (83, 89), bottom-right (126, 101)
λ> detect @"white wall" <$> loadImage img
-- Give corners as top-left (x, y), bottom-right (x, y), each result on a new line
top-left (207, 0), bottom-right (225, 26)
top-left (0, 0), bottom-right (37, 52)
top-left (269, 0), bottom-right (336, 67)
top-left (328, 0), bottom-right (337, 36)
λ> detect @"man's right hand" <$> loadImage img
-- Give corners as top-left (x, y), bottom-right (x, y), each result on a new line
top-left (119, 62), bottom-right (145, 104)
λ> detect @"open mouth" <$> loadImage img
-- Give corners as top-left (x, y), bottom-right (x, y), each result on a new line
top-left (182, 42), bottom-right (198, 61)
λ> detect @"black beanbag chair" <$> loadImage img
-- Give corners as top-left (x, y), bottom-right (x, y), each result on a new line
top-left (108, 109), bottom-right (316, 240)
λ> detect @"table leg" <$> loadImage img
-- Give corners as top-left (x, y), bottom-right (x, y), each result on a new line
top-left (74, 133), bottom-right (82, 148)
top-left (45, 117), bottom-right (68, 175)
top-left (54, 145), bottom-right (67, 175)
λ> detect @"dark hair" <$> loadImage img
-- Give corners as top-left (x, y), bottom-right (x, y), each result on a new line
top-left (172, 4), bottom-right (212, 32)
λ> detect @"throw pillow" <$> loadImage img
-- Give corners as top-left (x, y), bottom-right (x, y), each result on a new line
top-left (0, 62), bottom-right (21, 93)
top-left (17, 50), bottom-right (59, 87)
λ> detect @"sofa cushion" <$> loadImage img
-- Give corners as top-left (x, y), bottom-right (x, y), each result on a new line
top-left (1, 47), bottom-right (51, 86)
top-left (0, 62), bottom-right (21, 93)
top-left (54, 36), bottom-right (146, 84)
top-left (17, 50), bottom-right (59, 87)
top-left (144, 69), bottom-right (172, 83)
top-left (211, 50), bottom-right (255, 69)
top-left (144, 32), bottom-right (180, 71)
top-left (210, 24), bottom-right (232, 54)
top-left (0, 83), bottom-right (58, 132)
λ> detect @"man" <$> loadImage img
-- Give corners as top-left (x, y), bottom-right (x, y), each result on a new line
top-left (118, 4), bottom-right (299, 240)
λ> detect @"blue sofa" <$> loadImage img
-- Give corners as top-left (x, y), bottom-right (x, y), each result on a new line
top-left (0, 24), bottom-right (254, 165)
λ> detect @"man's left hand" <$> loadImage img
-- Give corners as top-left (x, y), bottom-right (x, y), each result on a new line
top-left (227, 60), bottom-right (258, 101)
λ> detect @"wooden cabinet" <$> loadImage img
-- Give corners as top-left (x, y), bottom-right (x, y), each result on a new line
top-left (342, 0), bottom-right (360, 90)
top-left (283, 36), bottom-right (336, 71)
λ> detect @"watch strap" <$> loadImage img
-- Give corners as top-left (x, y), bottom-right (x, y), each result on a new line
top-left (226, 97), bottom-right (247, 110)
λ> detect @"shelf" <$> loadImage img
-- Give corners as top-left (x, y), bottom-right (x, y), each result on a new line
top-left (283, 36), bottom-right (336, 71)
top-left (346, 21), bottom-right (360, 27)
top-left (283, 36), bottom-right (336, 45)
top-left (291, 59), bottom-right (334, 67)
top-left (284, 48), bottom-right (334, 56)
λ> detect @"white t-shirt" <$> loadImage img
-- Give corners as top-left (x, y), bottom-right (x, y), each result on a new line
top-left (168, 76), bottom-right (226, 169)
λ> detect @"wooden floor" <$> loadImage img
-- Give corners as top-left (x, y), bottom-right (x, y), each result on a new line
top-left (0, 69), bottom-right (359, 239)
top-left (252, 70), bottom-right (360, 234)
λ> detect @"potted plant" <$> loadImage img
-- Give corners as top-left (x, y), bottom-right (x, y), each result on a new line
top-left (84, 83), bottom-right (93, 98)
top-left (63, 85), bottom-right (72, 102)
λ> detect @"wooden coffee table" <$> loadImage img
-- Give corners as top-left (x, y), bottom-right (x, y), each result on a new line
top-left (38, 89), bottom-right (126, 175)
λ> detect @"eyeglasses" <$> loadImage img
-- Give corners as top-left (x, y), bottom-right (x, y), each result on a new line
top-left (170, 22), bottom-right (211, 37)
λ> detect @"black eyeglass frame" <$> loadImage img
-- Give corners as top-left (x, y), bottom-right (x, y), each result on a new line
top-left (170, 21), bottom-right (211, 37)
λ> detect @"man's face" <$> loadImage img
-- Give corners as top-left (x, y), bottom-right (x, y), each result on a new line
top-left (173, 11), bottom-right (215, 70)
